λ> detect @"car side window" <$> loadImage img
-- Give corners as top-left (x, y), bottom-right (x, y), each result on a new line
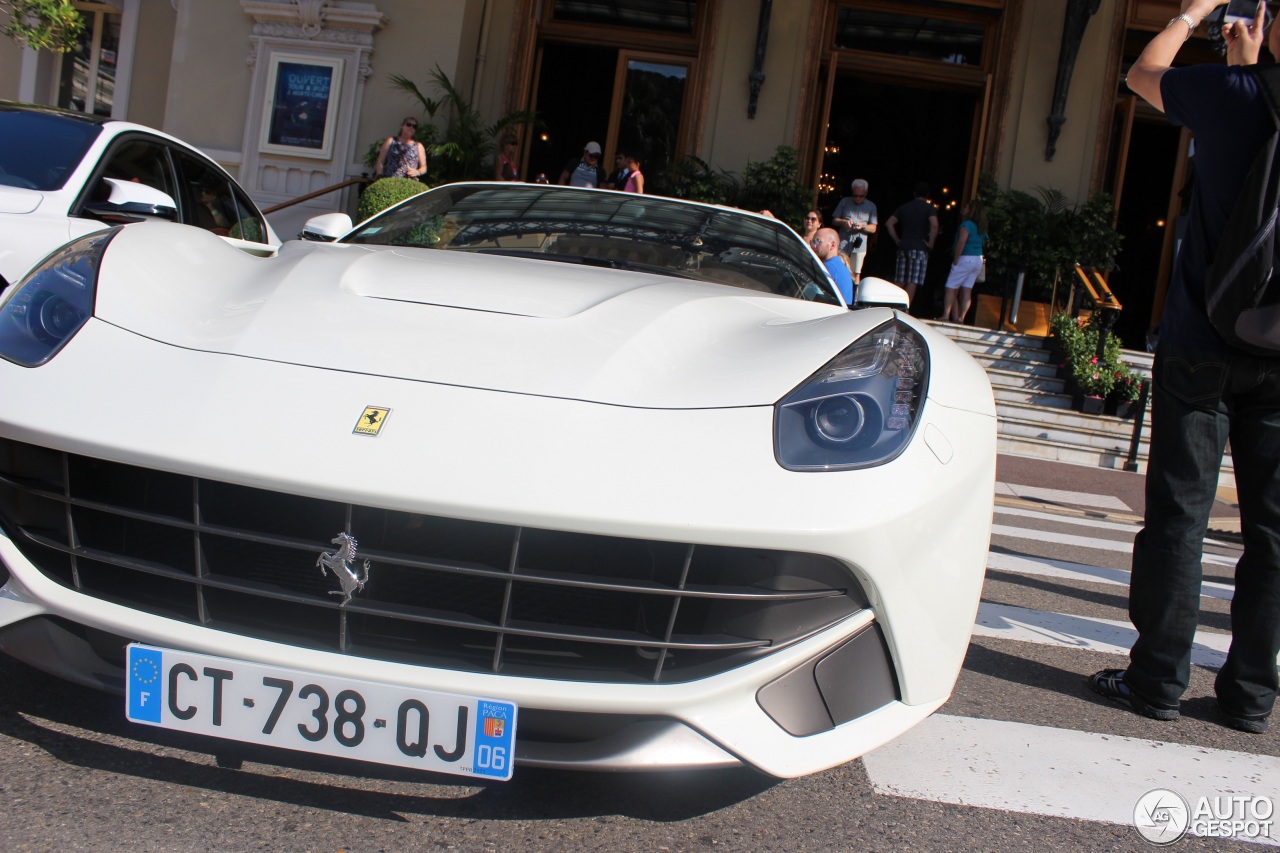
top-left (173, 151), bottom-right (269, 244)
top-left (86, 137), bottom-right (177, 207)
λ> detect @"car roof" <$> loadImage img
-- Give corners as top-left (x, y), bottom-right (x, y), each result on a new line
top-left (0, 99), bottom-right (111, 127)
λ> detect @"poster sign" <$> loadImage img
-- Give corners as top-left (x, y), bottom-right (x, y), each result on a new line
top-left (259, 54), bottom-right (343, 159)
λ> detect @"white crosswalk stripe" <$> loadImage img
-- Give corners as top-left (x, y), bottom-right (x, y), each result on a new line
top-left (862, 483), bottom-right (1276, 845)
top-left (973, 601), bottom-right (1238, 669)
top-left (864, 715), bottom-right (1280, 845)
top-left (995, 505), bottom-right (1240, 549)
top-left (991, 522), bottom-right (1239, 566)
top-left (994, 482), bottom-right (1133, 512)
top-left (986, 550), bottom-right (1235, 600)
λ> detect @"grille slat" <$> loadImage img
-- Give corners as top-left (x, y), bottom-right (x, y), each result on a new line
top-left (0, 440), bottom-right (867, 683)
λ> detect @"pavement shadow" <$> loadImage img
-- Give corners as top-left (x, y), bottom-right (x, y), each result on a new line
top-left (0, 655), bottom-right (777, 823)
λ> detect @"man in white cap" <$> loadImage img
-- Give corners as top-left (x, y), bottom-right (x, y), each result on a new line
top-left (559, 141), bottom-right (607, 188)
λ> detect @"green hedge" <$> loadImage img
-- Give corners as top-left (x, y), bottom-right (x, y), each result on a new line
top-left (357, 177), bottom-right (429, 223)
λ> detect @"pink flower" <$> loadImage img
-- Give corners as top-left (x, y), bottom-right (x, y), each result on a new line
top-left (1090, 357), bottom-right (1098, 364)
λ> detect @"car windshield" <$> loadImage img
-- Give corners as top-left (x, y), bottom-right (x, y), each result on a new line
top-left (343, 184), bottom-right (841, 304)
top-left (0, 107), bottom-right (102, 192)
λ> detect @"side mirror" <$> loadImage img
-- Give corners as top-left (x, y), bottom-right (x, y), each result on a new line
top-left (82, 177), bottom-right (179, 223)
top-left (300, 212), bottom-right (353, 242)
top-left (853, 277), bottom-right (911, 311)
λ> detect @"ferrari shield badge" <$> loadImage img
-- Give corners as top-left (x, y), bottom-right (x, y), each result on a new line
top-left (353, 406), bottom-right (390, 436)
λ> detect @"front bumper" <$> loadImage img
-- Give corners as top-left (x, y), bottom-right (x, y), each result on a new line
top-left (0, 320), bottom-right (994, 777)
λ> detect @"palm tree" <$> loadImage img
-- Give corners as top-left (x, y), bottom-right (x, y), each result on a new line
top-left (389, 66), bottom-right (537, 183)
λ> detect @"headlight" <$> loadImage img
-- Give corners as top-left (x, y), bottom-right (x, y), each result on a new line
top-left (775, 318), bottom-right (929, 471)
top-left (0, 230), bottom-right (116, 367)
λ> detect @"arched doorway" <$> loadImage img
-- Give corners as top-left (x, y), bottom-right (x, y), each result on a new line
top-left (811, 2), bottom-right (1000, 316)
top-left (520, 0), bottom-right (713, 194)
top-left (530, 45), bottom-right (691, 193)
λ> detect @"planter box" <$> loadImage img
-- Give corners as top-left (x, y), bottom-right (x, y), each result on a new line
top-left (1072, 392), bottom-right (1106, 414)
top-left (975, 293), bottom-right (1052, 337)
top-left (1046, 339), bottom-right (1066, 367)
top-left (1106, 398), bottom-right (1139, 419)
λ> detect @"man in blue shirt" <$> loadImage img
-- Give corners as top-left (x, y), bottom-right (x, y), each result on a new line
top-left (812, 227), bottom-right (854, 305)
top-left (1089, 0), bottom-right (1280, 736)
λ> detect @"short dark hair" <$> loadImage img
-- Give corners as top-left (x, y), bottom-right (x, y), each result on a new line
top-left (914, 181), bottom-right (930, 197)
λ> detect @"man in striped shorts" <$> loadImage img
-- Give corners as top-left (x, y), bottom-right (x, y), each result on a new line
top-left (884, 181), bottom-right (939, 307)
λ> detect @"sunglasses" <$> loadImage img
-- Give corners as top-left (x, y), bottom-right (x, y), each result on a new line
top-left (804, 216), bottom-right (820, 221)
top-left (404, 122), bottom-right (418, 128)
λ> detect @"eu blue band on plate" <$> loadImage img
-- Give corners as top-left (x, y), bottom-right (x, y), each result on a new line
top-left (128, 645), bottom-right (164, 723)
top-left (472, 700), bottom-right (516, 778)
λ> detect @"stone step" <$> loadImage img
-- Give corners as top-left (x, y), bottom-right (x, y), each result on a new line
top-left (992, 386), bottom-right (1074, 408)
top-left (931, 320), bottom-right (1047, 350)
top-left (996, 433), bottom-right (1148, 472)
top-left (985, 367), bottom-right (1069, 394)
top-left (924, 319), bottom-right (1234, 486)
top-left (936, 320), bottom-right (1154, 375)
top-left (967, 353), bottom-right (1063, 378)
top-left (995, 400), bottom-right (1149, 441)
top-left (998, 409), bottom-right (1148, 455)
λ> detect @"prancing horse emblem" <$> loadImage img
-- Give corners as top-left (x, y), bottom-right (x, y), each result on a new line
top-left (317, 532), bottom-right (371, 604)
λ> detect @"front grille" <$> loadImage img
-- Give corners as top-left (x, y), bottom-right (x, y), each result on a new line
top-left (0, 439), bottom-right (866, 683)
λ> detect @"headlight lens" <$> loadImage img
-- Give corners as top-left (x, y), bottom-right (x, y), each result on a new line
top-left (775, 318), bottom-right (929, 471)
top-left (0, 230), bottom-right (115, 366)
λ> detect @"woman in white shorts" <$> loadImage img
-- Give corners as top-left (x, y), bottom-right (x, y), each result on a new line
top-left (943, 199), bottom-right (988, 323)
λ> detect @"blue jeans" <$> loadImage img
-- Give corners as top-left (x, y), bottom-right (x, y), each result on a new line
top-left (1127, 341), bottom-right (1280, 717)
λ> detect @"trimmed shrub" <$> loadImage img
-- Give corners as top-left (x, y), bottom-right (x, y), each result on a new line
top-left (357, 177), bottom-right (428, 223)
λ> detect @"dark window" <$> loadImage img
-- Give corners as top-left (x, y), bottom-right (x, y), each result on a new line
top-left (173, 151), bottom-right (269, 244)
top-left (94, 137), bottom-right (177, 201)
top-left (552, 0), bottom-right (697, 34)
top-left (834, 8), bottom-right (986, 66)
top-left (0, 108), bottom-right (102, 191)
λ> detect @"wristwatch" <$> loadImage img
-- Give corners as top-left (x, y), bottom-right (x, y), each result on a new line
top-left (1167, 12), bottom-right (1197, 41)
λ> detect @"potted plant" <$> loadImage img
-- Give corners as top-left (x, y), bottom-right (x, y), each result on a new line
top-left (1047, 311), bottom-right (1083, 372)
top-left (975, 176), bottom-right (1123, 335)
top-left (1069, 354), bottom-right (1114, 413)
top-left (368, 66), bottom-right (538, 184)
top-left (1107, 363), bottom-right (1144, 419)
top-left (1063, 315), bottom-right (1123, 413)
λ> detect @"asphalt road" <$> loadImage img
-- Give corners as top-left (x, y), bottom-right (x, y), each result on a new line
top-left (0, 455), bottom-right (1271, 852)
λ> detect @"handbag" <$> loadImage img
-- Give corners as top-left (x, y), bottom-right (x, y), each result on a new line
top-left (976, 257), bottom-right (987, 283)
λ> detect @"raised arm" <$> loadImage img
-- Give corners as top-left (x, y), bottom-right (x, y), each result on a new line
top-left (1128, 0), bottom-right (1228, 112)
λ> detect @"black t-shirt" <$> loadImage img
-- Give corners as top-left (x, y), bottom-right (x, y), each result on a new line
top-left (890, 198), bottom-right (937, 251)
top-left (1160, 65), bottom-right (1274, 351)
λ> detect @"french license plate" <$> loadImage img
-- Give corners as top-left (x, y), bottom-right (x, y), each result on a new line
top-left (125, 644), bottom-right (517, 781)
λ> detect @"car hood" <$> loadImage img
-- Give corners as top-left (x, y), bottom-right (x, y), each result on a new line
top-left (93, 223), bottom-right (973, 410)
top-left (0, 185), bottom-right (43, 214)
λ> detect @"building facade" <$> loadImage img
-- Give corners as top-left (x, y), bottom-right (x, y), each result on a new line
top-left (1, 0), bottom-right (1206, 343)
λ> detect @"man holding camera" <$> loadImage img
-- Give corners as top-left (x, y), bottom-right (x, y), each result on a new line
top-left (832, 178), bottom-right (878, 286)
top-left (1088, 0), bottom-right (1280, 735)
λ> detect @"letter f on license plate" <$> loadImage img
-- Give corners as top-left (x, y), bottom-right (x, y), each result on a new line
top-left (125, 644), bottom-right (517, 780)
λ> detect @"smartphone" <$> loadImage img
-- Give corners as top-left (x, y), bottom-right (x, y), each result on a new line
top-left (1221, 0), bottom-right (1269, 25)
